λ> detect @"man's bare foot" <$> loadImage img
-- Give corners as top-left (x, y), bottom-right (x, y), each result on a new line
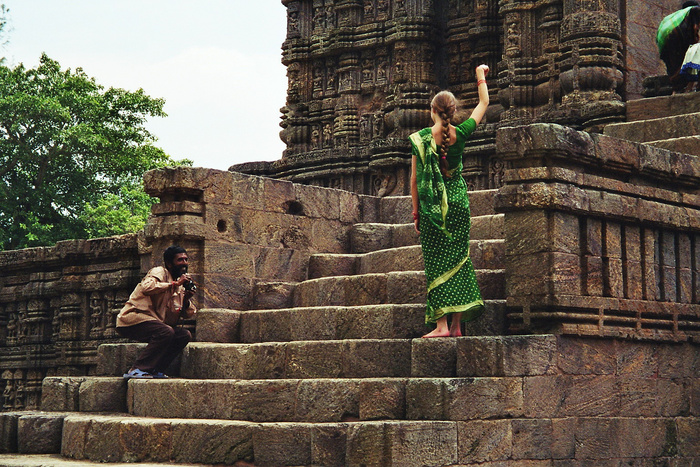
top-left (422, 328), bottom-right (451, 338)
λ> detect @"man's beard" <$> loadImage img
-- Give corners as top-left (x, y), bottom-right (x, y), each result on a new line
top-left (170, 264), bottom-right (188, 278)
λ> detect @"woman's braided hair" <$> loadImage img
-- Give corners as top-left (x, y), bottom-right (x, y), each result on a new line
top-left (431, 91), bottom-right (457, 178)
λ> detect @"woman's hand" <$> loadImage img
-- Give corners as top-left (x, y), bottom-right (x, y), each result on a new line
top-left (476, 64), bottom-right (489, 79)
top-left (414, 217), bottom-right (420, 234)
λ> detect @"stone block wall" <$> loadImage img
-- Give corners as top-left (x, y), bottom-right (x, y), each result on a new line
top-left (0, 235), bottom-right (142, 410)
top-left (496, 123), bottom-right (700, 341)
top-left (142, 167), bottom-right (374, 311)
top-left (0, 168), bottom-right (372, 410)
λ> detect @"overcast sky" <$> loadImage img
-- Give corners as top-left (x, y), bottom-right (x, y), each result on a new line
top-left (1, 0), bottom-right (289, 170)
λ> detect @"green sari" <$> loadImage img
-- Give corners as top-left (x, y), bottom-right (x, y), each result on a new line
top-left (409, 118), bottom-right (484, 324)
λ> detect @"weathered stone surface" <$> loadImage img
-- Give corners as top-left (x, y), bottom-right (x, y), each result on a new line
top-left (308, 253), bottom-right (357, 279)
top-left (129, 379), bottom-right (188, 419)
top-left (385, 271), bottom-right (426, 304)
top-left (505, 251), bottom-right (580, 297)
top-left (411, 338), bottom-right (457, 377)
top-left (179, 343), bottom-right (249, 380)
top-left (342, 339), bottom-right (411, 378)
top-left (239, 309), bottom-right (291, 343)
top-left (445, 377), bottom-right (524, 420)
top-left (471, 214), bottom-right (505, 241)
top-left (605, 112), bottom-right (700, 144)
top-left (627, 92), bottom-right (700, 121)
top-left (287, 341), bottom-right (343, 378)
top-left (231, 380), bottom-right (297, 423)
top-left (457, 419), bottom-right (512, 463)
top-left (17, 414), bottom-right (63, 454)
top-left (345, 421), bottom-right (387, 466)
top-left (296, 379), bottom-right (360, 423)
top-left (0, 413), bottom-right (19, 453)
top-left (557, 337), bottom-right (616, 375)
top-left (40, 378), bottom-right (86, 412)
top-left (171, 420), bottom-right (253, 465)
top-left (358, 379), bottom-right (405, 421)
top-left (405, 379), bottom-right (446, 421)
top-left (350, 223), bottom-right (393, 254)
top-left (200, 274), bottom-right (254, 310)
top-left (385, 421), bottom-right (458, 466)
top-left (78, 378), bottom-right (126, 413)
top-left (251, 281), bottom-right (296, 310)
top-left (357, 245), bottom-right (424, 275)
top-left (252, 422), bottom-right (311, 466)
top-left (60, 416), bottom-right (92, 460)
top-left (677, 418), bottom-right (700, 457)
top-left (287, 306), bottom-right (339, 342)
top-left (194, 308), bottom-right (240, 343)
top-left (311, 424), bottom-right (347, 466)
top-left (457, 335), bottom-right (557, 378)
top-left (511, 419), bottom-right (553, 460)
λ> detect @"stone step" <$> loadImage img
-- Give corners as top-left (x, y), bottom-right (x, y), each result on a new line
top-left (626, 91), bottom-right (700, 121)
top-left (603, 111), bottom-right (700, 145)
top-left (379, 189), bottom-right (498, 224)
top-left (646, 135), bottom-right (700, 155)
top-left (39, 368), bottom-right (695, 424)
top-left (194, 300), bottom-right (506, 344)
top-left (7, 412), bottom-right (697, 466)
top-left (350, 213), bottom-right (504, 254)
top-left (309, 239), bottom-right (504, 279)
top-left (95, 333), bottom-right (700, 382)
top-left (292, 269), bottom-right (504, 308)
top-left (0, 455), bottom-right (214, 467)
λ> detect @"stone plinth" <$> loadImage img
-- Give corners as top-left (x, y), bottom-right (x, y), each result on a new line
top-left (496, 123), bottom-right (700, 341)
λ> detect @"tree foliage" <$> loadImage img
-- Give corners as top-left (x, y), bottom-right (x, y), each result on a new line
top-left (0, 54), bottom-right (190, 250)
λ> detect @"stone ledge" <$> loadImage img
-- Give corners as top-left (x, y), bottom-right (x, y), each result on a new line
top-left (506, 295), bottom-right (700, 342)
top-left (196, 301), bottom-right (506, 344)
top-left (497, 123), bottom-right (700, 187)
top-left (50, 414), bottom-right (700, 465)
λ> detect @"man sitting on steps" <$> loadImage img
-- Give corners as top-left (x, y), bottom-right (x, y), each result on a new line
top-left (117, 245), bottom-right (197, 379)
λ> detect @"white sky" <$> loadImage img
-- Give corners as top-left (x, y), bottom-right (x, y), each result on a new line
top-left (1, 0), bottom-right (289, 170)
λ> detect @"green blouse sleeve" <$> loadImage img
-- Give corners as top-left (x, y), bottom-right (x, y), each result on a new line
top-left (455, 118), bottom-right (477, 140)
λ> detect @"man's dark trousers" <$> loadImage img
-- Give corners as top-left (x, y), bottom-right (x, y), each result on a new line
top-left (117, 321), bottom-right (191, 374)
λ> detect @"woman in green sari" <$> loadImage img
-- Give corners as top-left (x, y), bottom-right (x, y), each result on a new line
top-left (409, 65), bottom-right (490, 338)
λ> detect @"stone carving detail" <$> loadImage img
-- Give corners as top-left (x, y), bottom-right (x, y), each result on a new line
top-left (0, 236), bottom-right (142, 410)
top-left (234, 0), bottom-right (627, 194)
top-left (373, 172), bottom-right (397, 197)
top-left (505, 18), bottom-right (522, 58)
top-left (489, 157), bottom-right (506, 189)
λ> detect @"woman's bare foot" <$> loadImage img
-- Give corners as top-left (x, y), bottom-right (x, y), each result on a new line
top-left (423, 316), bottom-right (450, 337)
top-left (422, 328), bottom-right (451, 338)
top-left (448, 312), bottom-right (463, 337)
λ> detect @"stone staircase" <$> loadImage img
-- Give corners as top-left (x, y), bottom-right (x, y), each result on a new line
top-left (603, 91), bottom-right (700, 155)
top-left (2, 188), bottom-right (699, 465)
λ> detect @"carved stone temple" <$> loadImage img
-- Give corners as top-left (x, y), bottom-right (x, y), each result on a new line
top-left (233, 0), bottom-right (664, 197)
top-left (1, 0), bottom-right (700, 465)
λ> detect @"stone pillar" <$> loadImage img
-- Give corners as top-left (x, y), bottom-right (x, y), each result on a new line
top-left (497, 0), bottom-right (563, 125)
top-left (557, 0), bottom-right (624, 131)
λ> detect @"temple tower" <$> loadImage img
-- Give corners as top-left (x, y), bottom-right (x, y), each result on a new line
top-left (233, 0), bottom-right (670, 196)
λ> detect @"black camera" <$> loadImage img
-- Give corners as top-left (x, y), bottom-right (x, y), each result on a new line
top-left (183, 279), bottom-right (197, 292)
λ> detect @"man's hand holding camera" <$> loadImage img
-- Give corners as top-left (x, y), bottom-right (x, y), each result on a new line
top-left (173, 273), bottom-right (196, 296)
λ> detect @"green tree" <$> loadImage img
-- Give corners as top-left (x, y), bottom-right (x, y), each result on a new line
top-left (0, 54), bottom-right (189, 250)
